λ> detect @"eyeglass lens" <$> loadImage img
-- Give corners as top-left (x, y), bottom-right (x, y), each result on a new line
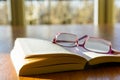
top-left (84, 38), bottom-right (110, 53)
top-left (56, 33), bottom-right (77, 46)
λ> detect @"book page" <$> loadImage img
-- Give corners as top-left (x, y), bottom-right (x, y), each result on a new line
top-left (16, 38), bottom-right (81, 57)
top-left (68, 47), bottom-right (120, 65)
top-left (65, 47), bottom-right (92, 61)
top-left (83, 51), bottom-right (120, 59)
top-left (82, 50), bottom-right (120, 65)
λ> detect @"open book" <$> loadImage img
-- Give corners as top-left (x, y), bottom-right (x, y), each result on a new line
top-left (10, 38), bottom-right (120, 76)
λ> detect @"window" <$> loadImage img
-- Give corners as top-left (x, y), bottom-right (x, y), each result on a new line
top-left (114, 0), bottom-right (120, 24)
top-left (25, 0), bottom-right (94, 25)
top-left (0, 0), bottom-right (9, 25)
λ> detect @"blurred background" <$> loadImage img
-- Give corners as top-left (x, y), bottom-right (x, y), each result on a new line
top-left (0, 0), bottom-right (120, 26)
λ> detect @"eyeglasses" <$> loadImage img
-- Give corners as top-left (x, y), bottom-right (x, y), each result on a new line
top-left (52, 33), bottom-right (114, 54)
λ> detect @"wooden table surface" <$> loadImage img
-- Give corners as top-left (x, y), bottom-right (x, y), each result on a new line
top-left (0, 24), bottom-right (120, 80)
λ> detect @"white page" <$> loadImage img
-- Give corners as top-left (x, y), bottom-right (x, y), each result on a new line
top-left (16, 38), bottom-right (80, 57)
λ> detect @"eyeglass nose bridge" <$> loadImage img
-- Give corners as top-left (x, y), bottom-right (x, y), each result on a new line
top-left (75, 40), bottom-right (85, 47)
top-left (77, 35), bottom-right (88, 47)
top-left (78, 44), bottom-right (84, 47)
top-left (78, 35), bottom-right (88, 41)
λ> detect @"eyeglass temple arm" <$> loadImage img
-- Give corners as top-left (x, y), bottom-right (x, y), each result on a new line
top-left (78, 35), bottom-right (88, 41)
top-left (52, 38), bottom-right (56, 43)
top-left (110, 48), bottom-right (120, 54)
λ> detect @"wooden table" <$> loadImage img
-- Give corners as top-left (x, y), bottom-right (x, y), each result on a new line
top-left (0, 24), bottom-right (120, 80)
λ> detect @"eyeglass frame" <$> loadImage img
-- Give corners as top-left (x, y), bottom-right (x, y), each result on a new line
top-left (52, 33), bottom-right (114, 54)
